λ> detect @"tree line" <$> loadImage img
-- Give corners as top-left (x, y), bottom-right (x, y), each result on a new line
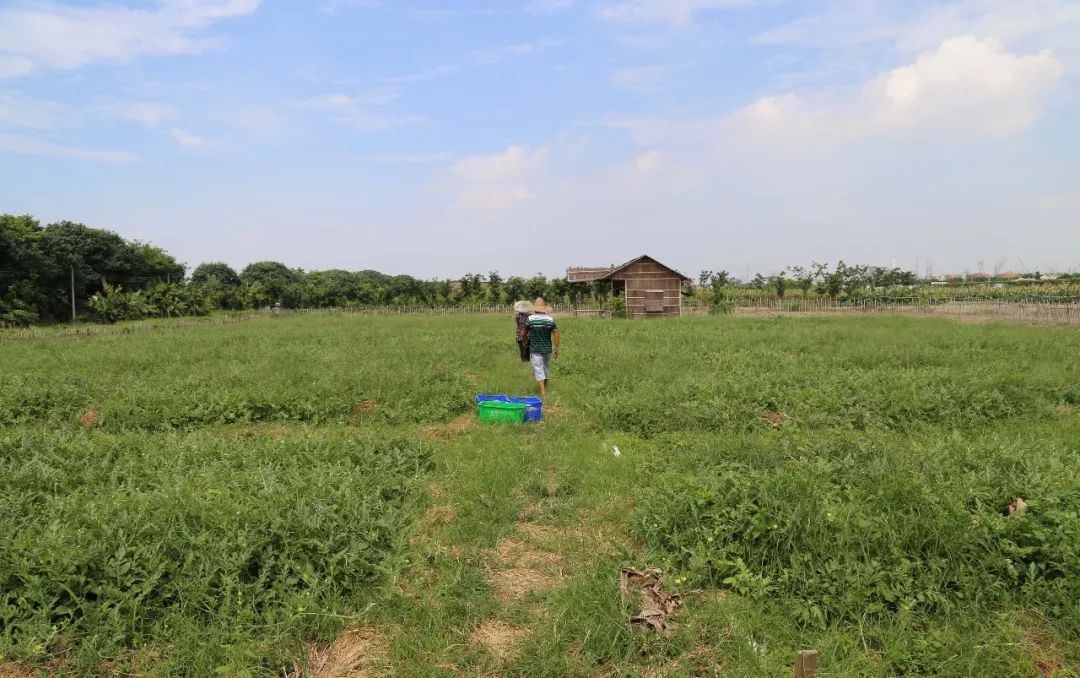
top-left (5, 214), bottom-right (1071, 326)
top-left (0, 215), bottom-right (609, 325)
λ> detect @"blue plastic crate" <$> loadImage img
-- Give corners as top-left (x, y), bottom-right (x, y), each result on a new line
top-left (475, 394), bottom-right (542, 422)
top-left (508, 396), bottom-right (543, 422)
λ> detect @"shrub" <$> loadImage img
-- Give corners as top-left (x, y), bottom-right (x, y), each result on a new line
top-left (0, 430), bottom-right (430, 672)
top-left (635, 429), bottom-right (1080, 628)
top-left (88, 283), bottom-right (152, 323)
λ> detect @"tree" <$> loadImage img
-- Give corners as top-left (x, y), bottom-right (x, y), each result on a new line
top-left (191, 262), bottom-right (241, 288)
top-left (459, 273), bottom-right (484, 300)
top-left (505, 276), bottom-right (527, 302)
top-left (790, 266), bottom-right (814, 294)
top-left (125, 241), bottom-right (185, 283)
top-left (0, 215), bottom-right (47, 323)
top-left (699, 270), bottom-right (732, 288)
top-left (486, 271), bottom-right (505, 304)
top-left (240, 261), bottom-right (301, 307)
top-left (524, 275), bottom-right (550, 300)
top-left (771, 274), bottom-right (787, 299)
top-left (548, 277), bottom-right (570, 304)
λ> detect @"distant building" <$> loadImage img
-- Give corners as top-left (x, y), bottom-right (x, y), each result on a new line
top-left (568, 254), bottom-right (691, 318)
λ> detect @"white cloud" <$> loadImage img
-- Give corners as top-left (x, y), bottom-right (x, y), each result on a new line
top-left (372, 152), bottom-right (453, 164)
top-left (527, 0), bottom-right (577, 14)
top-left (93, 100), bottom-right (180, 127)
top-left (470, 38), bottom-right (567, 66)
top-left (169, 128), bottom-right (208, 148)
top-left (597, 0), bottom-right (756, 26)
top-left (757, 0), bottom-right (1080, 67)
top-left (0, 0), bottom-right (261, 77)
top-left (611, 65), bottom-right (664, 92)
top-left (451, 145), bottom-right (549, 183)
top-left (319, 0), bottom-right (380, 14)
top-left (633, 150), bottom-right (662, 172)
top-left (227, 108), bottom-right (288, 134)
top-left (0, 94), bottom-right (67, 130)
top-left (0, 56), bottom-right (34, 77)
top-left (299, 91), bottom-right (423, 131)
top-left (0, 132), bottom-right (138, 162)
top-left (609, 36), bottom-right (1064, 153)
top-left (736, 37), bottom-right (1063, 142)
top-left (447, 145), bottom-right (549, 212)
top-left (455, 186), bottom-right (537, 210)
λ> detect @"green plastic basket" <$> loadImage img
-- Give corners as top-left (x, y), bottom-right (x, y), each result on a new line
top-left (477, 400), bottom-right (527, 423)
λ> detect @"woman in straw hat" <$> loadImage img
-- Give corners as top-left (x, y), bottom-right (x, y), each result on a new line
top-left (513, 300), bottom-right (532, 363)
top-left (525, 297), bottom-right (560, 398)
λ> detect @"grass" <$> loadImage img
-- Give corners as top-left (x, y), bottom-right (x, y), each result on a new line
top-left (1, 314), bottom-right (1078, 676)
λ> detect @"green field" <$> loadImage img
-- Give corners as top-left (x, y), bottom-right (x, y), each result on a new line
top-left (2, 314), bottom-right (1079, 676)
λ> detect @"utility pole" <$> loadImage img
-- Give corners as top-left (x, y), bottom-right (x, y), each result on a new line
top-left (70, 265), bottom-right (76, 323)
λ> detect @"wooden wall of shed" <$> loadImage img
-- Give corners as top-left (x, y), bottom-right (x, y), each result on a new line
top-left (613, 261), bottom-right (683, 318)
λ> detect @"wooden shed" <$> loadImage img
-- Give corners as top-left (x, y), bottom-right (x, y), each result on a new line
top-left (567, 255), bottom-right (691, 318)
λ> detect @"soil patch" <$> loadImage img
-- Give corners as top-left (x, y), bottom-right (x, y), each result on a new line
top-left (233, 424), bottom-right (287, 440)
top-left (470, 620), bottom-right (529, 661)
top-left (355, 399), bottom-right (377, 416)
top-left (78, 408), bottom-right (100, 427)
top-left (760, 411), bottom-right (790, 428)
top-left (296, 626), bottom-right (389, 678)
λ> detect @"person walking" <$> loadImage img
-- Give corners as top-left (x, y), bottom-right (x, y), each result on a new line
top-left (526, 297), bottom-right (559, 398)
top-left (513, 300), bottom-right (532, 363)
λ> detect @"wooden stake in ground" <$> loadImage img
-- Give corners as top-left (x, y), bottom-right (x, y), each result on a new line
top-left (793, 649), bottom-right (819, 678)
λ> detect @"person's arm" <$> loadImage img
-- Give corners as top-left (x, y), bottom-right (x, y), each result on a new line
top-left (552, 327), bottom-right (560, 358)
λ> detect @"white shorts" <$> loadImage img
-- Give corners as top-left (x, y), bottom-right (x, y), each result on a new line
top-left (529, 352), bottom-right (551, 381)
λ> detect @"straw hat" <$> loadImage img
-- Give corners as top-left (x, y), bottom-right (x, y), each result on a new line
top-left (532, 297), bottom-right (553, 313)
top-left (514, 300), bottom-right (533, 313)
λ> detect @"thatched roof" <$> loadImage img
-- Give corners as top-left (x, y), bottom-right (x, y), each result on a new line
top-left (566, 255), bottom-right (691, 283)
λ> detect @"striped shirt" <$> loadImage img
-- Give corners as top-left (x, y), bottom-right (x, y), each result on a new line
top-left (526, 313), bottom-right (557, 354)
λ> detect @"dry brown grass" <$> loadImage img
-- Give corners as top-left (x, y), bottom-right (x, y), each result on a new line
top-left (543, 402), bottom-right (566, 417)
top-left (295, 626), bottom-right (390, 678)
top-left (78, 408), bottom-right (100, 427)
top-left (485, 525), bottom-right (566, 602)
top-left (428, 481), bottom-right (450, 502)
top-left (422, 504), bottom-right (458, 527)
top-left (1019, 613), bottom-right (1070, 678)
top-left (470, 620), bottom-right (529, 661)
top-left (0, 663), bottom-right (33, 678)
top-left (95, 647), bottom-right (164, 676)
top-left (420, 414), bottom-right (476, 441)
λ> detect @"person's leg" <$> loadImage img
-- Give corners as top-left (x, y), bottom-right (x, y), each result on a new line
top-left (539, 353), bottom-right (551, 397)
top-left (530, 352), bottom-right (547, 396)
top-left (518, 340), bottom-right (529, 362)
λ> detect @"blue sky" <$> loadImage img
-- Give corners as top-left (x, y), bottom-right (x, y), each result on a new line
top-left (1, 0), bottom-right (1078, 278)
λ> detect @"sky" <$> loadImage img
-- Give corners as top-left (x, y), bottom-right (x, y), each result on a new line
top-left (0, 0), bottom-right (1078, 279)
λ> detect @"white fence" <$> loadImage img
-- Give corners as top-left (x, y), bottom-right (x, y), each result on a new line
top-left (715, 297), bottom-right (1080, 325)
